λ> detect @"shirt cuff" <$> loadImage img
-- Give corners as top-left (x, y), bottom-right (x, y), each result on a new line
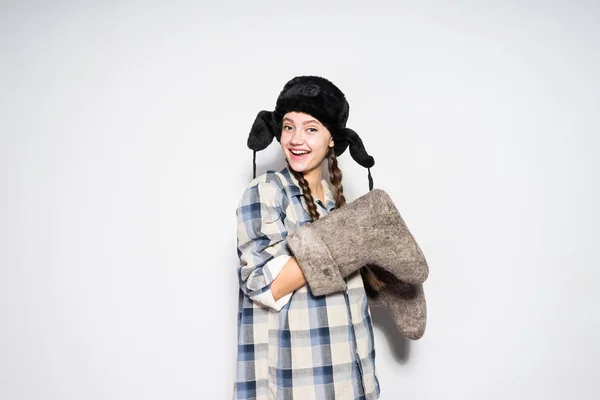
top-left (250, 255), bottom-right (293, 311)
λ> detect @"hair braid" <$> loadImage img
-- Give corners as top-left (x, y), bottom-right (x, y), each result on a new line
top-left (326, 147), bottom-right (347, 209)
top-left (288, 163), bottom-right (321, 222)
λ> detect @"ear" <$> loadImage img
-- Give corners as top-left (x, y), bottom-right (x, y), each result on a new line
top-left (332, 134), bottom-right (349, 157)
top-left (247, 110), bottom-right (276, 151)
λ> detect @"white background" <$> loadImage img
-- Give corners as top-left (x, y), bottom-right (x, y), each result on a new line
top-left (1, 1), bottom-right (599, 399)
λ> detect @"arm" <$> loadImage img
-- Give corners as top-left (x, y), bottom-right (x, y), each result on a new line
top-left (236, 179), bottom-right (299, 310)
top-left (270, 256), bottom-right (306, 301)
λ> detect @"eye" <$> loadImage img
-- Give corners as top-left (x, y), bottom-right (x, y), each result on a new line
top-left (282, 125), bottom-right (294, 131)
top-left (306, 127), bottom-right (318, 133)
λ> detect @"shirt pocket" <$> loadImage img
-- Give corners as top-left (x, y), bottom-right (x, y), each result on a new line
top-left (263, 211), bottom-right (282, 225)
top-left (282, 201), bottom-right (305, 236)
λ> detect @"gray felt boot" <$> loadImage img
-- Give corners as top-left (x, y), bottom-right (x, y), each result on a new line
top-left (364, 266), bottom-right (427, 340)
top-left (286, 188), bottom-right (428, 297)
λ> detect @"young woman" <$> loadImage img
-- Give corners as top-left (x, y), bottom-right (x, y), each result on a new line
top-left (234, 76), bottom-right (381, 400)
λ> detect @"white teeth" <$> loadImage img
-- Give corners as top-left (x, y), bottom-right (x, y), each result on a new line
top-left (291, 149), bottom-right (310, 155)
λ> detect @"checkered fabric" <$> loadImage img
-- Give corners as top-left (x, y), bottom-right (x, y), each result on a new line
top-left (233, 165), bottom-right (380, 400)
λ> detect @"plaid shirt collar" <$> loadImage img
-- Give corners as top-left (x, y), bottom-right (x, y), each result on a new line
top-left (279, 165), bottom-right (337, 212)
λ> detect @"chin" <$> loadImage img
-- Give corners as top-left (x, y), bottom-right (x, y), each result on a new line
top-left (286, 158), bottom-right (309, 173)
top-left (287, 162), bottom-right (306, 173)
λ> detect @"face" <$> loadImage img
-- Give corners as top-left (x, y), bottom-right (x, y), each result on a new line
top-left (280, 112), bottom-right (334, 175)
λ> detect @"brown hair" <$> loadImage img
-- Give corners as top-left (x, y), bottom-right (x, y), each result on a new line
top-left (288, 147), bottom-right (385, 293)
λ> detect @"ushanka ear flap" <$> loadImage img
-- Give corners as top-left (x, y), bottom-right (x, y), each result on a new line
top-left (247, 110), bottom-right (276, 178)
top-left (332, 135), bottom-right (350, 159)
top-left (340, 127), bottom-right (376, 190)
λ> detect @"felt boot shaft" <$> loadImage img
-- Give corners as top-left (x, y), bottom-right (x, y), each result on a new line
top-left (287, 188), bottom-right (428, 297)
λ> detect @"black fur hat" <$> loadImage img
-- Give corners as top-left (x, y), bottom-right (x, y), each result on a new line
top-left (247, 76), bottom-right (375, 191)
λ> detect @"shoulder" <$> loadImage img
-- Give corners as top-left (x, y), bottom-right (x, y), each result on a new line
top-left (237, 170), bottom-right (287, 209)
top-left (246, 169), bottom-right (287, 191)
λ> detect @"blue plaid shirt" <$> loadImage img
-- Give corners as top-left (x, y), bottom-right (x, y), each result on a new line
top-left (233, 165), bottom-right (380, 400)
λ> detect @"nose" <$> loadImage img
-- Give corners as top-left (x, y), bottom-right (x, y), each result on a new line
top-left (290, 128), bottom-right (306, 145)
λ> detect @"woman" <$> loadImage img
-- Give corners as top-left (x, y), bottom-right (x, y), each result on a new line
top-left (234, 76), bottom-right (381, 400)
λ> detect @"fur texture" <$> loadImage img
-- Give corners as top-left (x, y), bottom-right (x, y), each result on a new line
top-left (287, 188), bottom-right (429, 339)
top-left (246, 76), bottom-right (374, 170)
top-left (341, 127), bottom-right (375, 168)
top-left (285, 223), bottom-right (347, 296)
top-left (274, 76), bottom-right (349, 135)
top-left (247, 110), bottom-right (275, 151)
top-left (287, 188), bottom-right (428, 297)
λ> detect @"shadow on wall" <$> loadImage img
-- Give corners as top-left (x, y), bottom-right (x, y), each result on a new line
top-left (370, 306), bottom-right (411, 363)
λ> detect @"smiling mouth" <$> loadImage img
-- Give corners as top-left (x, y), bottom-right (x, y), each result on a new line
top-left (290, 149), bottom-right (311, 156)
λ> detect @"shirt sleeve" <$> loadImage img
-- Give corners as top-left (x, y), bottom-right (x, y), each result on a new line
top-left (236, 179), bottom-right (293, 311)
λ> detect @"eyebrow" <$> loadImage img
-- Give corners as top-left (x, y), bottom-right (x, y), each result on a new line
top-left (282, 117), bottom-right (321, 126)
